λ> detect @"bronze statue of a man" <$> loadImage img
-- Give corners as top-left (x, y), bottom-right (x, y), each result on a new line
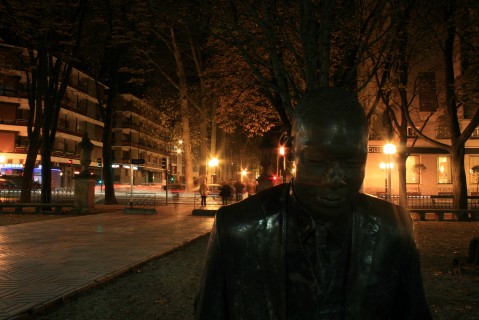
top-left (195, 87), bottom-right (432, 319)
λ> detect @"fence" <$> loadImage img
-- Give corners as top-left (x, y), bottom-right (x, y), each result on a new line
top-left (122, 192), bottom-right (157, 210)
top-left (374, 193), bottom-right (479, 210)
top-left (0, 189), bottom-right (75, 203)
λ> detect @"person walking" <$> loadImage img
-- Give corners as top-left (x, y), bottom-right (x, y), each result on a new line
top-left (245, 179), bottom-right (257, 198)
top-left (219, 182), bottom-right (232, 205)
top-left (199, 178), bottom-right (209, 207)
top-left (234, 180), bottom-right (245, 201)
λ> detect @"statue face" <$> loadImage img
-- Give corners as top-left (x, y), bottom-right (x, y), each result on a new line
top-left (292, 114), bottom-right (368, 216)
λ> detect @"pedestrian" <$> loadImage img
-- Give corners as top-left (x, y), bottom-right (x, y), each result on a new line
top-left (195, 87), bottom-right (432, 319)
top-left (245, 179), bottom-right (257, 197)
top-left (234, 180), bottom-right (245, 201)
top-left (219, 182), bottom-right (232, 205)
top-left (199, 178), bottom-right (208, 207)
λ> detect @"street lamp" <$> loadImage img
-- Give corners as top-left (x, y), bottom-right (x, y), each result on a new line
top-left (383, 143), bottom-right (396, 202)
top-left (209, 157), bottom-right (219, 183)
top-left (176, 147), bottom-right (182, 175)
top-left (277, 145), bottom-right (286, 182)
top-left (241, 168), bottom-right (247, 177)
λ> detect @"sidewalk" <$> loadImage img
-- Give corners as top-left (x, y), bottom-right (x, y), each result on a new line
top-left (0, 204), bottom-right (214, 320)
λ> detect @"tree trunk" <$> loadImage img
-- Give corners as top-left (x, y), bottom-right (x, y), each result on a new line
top-left (171, 27), bottom-right (194, 191)
top-left (451, 143), bottom-right (468, 211)
top-left (22, 45), bottom-right (46, 203)
top-left (210, 100), bottom-right (218, 183)
top-left (397, 153), bottom-right (408, 208)
top-left (443, 0), bottom-right (467, 210)
top-left (40, 133), bottom-right (52, 203)
top-left (199, 107), bottom-right (208, 177)
top-left (102, 95), bottom-right (118, 204)
top-left (190, 34), bottom-right (209, 179)
top-left (21, 142), bottom-right (40, 202)
top-left (102, 49), bottom-right (119, 205)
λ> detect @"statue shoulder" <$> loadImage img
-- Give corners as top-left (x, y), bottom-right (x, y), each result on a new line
top-left (215, 184), bottom-right (287, 232)
top-left (357, 193), bottom-right (413, 230)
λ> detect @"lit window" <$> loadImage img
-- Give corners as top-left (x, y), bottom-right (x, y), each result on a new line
top-left (406, 155), bottom-right (421, 184)
top-left (469, 156), bottom-right (479, 185)
top-left (438, 156), bottom-right (451, 184)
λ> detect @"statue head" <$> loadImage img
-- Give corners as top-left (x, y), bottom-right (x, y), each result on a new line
top-left (78, 133), bottom-right (94, 176)
top-left (291, 87), bottom-right (369, 216)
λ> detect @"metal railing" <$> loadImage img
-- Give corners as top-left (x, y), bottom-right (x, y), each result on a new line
top-left (123, 192), bottom-right (157, 210)
top-left (0, 189), bottom-right (75, 203)
top-left (374, 193), bottom-right (479, 210)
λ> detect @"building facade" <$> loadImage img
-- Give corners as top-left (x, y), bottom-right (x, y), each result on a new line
top-left (0, 44), bottom-right (171, 189)
top-left (361, 10), bottom-right (479, 197)
top-left (111, 94), bottom-right (169, 185)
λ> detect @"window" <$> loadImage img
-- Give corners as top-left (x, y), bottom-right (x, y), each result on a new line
top-left (469, 156), bottom-right (479, 185)
top-left (406, 155), bottom-right (421, 184)
top-left (472, 127), bottom-right (479, 139)
top-left (435, 115), bottom-right (450, 139)
top-left (407, 127), bottom-right (417, 137)
top-left (418, 72), bottom-right (437, 111)
top-left (438, 156), bottom-right (452, 184)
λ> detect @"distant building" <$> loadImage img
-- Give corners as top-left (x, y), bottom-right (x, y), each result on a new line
top-left (0, 43), bottom-right (170, 188)
top-left (112, 94), bottom-right (170, 185)
top-left (361, 8), bottom-right (479, 197)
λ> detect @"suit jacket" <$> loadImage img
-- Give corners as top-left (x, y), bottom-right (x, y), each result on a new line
top-left (195, 183), bottom-right (432, 320)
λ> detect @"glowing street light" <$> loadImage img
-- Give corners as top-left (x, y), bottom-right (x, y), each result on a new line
top-left (277, 146), bottom-right (287, 182)
top-left (383, 143), bottom-right (396, 202)
top-left (208, 158), bottom-right (219, 168)
top-left (209, 157), bottom-right (219, 183)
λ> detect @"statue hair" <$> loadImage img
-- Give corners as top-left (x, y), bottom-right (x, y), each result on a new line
top-left (292, 87), bottom-right (368, 135)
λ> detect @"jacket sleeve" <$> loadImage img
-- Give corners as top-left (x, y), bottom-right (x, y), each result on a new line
top-left (393, 235), bottom-right (433, 320)
top-left (194, 221), bottom-right (227, 320)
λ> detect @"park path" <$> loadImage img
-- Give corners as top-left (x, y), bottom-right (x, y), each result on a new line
top-left (0, 205), bottom-right (214, 320)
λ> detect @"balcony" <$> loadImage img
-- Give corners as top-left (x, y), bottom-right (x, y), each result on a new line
top-left (117, 121), bottom-right (141, 131)
top-left (57, 127), bottom-right (84, 138)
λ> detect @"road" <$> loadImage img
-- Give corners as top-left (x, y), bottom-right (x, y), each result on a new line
top-left (94, 184), bottom-right (232, 207)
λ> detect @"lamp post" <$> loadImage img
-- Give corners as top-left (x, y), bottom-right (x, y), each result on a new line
top-left (279, 146), bottom-right (286, 182)
top-left (209, 157), bottom-right (219, 183)
top-left (383, 143), bottom-right (396, 202)
top-left (177, 140), bottom-right (183, 176)
top-left (0, 155), bottom-right (4, 175)
top-left (241, 169), bottom-right (248, 182)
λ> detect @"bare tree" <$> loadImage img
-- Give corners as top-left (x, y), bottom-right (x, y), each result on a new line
top-left (405, 0), bottom-right (479, 210)
top-left (1, 0), bottom-right (87, 203)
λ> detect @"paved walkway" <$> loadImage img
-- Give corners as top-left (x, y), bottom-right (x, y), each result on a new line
top-left (0, 205), bottom-right (215, 320)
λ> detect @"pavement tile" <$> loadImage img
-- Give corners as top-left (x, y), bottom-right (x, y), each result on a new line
top-left (0, 204), bottom-right (214, 319)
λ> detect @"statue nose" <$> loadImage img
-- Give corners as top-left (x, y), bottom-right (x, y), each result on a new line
top-left (325, 162), bottom-right (347, 187)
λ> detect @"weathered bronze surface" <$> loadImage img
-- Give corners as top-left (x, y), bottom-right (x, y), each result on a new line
top-left (195, 87), bottom-right (432, 319)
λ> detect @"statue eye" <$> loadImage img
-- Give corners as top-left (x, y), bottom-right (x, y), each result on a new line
top-left (345, 158), bottom-right (366, 168)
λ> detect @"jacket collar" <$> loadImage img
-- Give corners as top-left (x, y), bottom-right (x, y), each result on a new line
top-left (254, 185), bottom-right (380, 318)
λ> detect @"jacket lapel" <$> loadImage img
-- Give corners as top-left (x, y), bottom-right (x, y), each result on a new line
top-left (345, 195), bottom-right (380, 316)
top-left (253, 184), bottom-right (289, 320)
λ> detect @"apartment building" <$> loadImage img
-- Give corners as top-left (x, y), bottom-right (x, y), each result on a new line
top-left (112, 94), bottom-right (170, 185)
top-left (361, 22), bottom-right (479, 197)
top-left (0, 44), bottom-right (171, 189)
top-left (0, 44), bottom-right (105, 189)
